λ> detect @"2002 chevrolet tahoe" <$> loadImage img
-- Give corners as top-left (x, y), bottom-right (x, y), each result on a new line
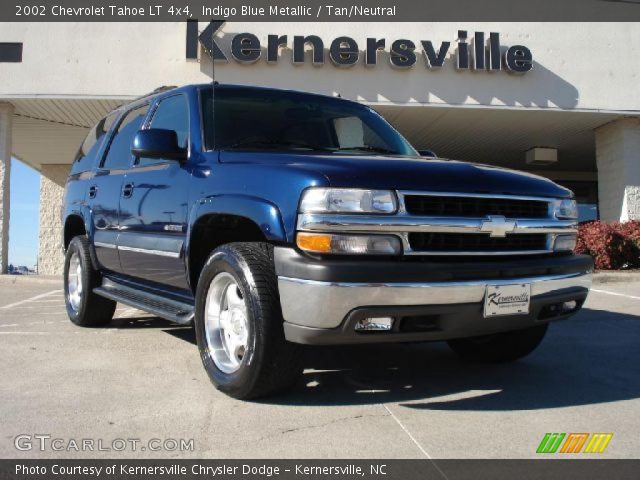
top-left (61, 84), bottom-right (592, 398)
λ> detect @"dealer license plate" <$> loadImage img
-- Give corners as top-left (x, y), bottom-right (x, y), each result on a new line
top-left (483, 283), bottom-right (531, 317)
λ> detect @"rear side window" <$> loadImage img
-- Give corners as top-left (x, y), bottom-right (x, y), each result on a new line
top-left (101, 104), bottom-right (149, 170)
top-left (137, 94), bottom-right (189, 167)
top-left (71, 113), bottom-right (117, 174)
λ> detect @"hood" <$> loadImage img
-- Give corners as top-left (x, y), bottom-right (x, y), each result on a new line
top-left (219, 152), bottom-right (572, 198)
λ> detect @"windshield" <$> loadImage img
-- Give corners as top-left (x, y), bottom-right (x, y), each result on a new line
top-left (200, 87), bottom-right (418, 157)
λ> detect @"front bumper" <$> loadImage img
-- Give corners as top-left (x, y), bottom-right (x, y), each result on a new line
top-left (274, 247), bottom-right (593, 345)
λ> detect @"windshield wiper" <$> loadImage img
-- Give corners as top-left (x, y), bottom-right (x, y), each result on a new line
top-left (221, 139), bottom-right (328, 151)
top-left (332, 146), bottom-right (396, 155)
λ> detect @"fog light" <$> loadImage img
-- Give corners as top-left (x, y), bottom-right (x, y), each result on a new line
top-left (355, 317), bottom-right (394, 331)
top-left (554, 234), bottom-right (577, 251)
top-left (562, 300), bottom-right (578, 312)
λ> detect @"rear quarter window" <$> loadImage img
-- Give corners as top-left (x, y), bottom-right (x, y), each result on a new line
top-left (71, 112), bottom-right (118, 175)
top-left (101, 104), bottom-right (149, 170)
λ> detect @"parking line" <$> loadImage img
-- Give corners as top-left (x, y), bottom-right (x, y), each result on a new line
top-left (0, 332), bottom-right (51, 335)
top-left (591, 288), bottom-right (640, 301)
top-left (0, 330), bottom-right (116, 335)
top-left (383, 404), bottom-right (429, 457)
top-left (0, 290), bottom-right (62, 310)
top-left (382, 404), bottom-right (431, 458)
top-left (8, 304), bottom-right (64, 310)
top-left (382, 404), bottom-right (450, 479)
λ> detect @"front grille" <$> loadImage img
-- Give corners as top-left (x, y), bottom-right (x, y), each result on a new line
top-left (408, 233), bottom-right (548, 252)
top-left (404, 195), bottom-right (549, 218)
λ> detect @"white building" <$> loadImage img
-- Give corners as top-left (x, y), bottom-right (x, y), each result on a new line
top-left (0, 22), bottom-right (639, 274)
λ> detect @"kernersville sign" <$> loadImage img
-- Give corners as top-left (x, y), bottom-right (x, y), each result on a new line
top-left (188, 21), bottom-right (533, 74)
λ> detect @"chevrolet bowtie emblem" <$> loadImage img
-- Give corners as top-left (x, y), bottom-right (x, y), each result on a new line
top-left (480, 215), bottom-right (517, 237)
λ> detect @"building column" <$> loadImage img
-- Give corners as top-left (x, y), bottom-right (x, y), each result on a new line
top-left (0, 103), bottom-right (13, 274)
top-left (38, 164), bottom-right (70, 275)
top-left (595, 118), bottom-right (640, 222)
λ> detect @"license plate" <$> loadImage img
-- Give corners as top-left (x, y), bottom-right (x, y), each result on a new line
top-left (483, 283), bottom-right (531, 317)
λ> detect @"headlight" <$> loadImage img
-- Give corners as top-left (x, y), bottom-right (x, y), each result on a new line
top-left (554, 234), bottom-right (577, 252)
top-left (553, 199), bottom-right (578, 220)
top-left (299, 188), bottom-right (397, 214)
top-left (297, 232), bottom-right (402, 255)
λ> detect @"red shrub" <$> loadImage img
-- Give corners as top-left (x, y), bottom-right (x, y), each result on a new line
top-left (617, 220), bottom-right (640, 247)
top-left (575, 220), bottom-right (640, 270)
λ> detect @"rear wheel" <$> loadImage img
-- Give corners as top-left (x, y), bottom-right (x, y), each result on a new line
top-left (64, 236), bottom-right (116, 327)
top-left (194, 242), bottom-right (302, 399)
top-left (447, 324), bottom-right (548, 363)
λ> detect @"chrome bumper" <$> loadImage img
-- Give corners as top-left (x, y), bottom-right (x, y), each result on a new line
top-left (278, 271), bottom-right (592, 329)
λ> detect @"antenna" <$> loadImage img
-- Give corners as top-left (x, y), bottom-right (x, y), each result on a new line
top-left (211, 19), bottom-right (216, 151)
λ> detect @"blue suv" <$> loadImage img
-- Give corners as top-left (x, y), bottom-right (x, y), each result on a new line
top-left (62, 84), bottom-right (592, 399)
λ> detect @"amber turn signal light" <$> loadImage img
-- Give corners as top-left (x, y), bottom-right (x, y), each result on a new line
top-left (296, 232), bottom-right (402, 255)
top-left (296, 233), bottom-right (333, 253)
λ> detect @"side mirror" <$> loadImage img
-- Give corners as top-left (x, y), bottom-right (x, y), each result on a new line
top-left (131, 129), bottom-right (187, 162)
top-left (418, 149), bottom-right (437, 158)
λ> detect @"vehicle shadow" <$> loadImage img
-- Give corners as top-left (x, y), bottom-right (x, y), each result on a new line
top-left (153, 307), bottom-right (640, 410)
top-left (110, 316), bottom-right (181, 330)
top-left (258, 308), bottom-right (640, 410)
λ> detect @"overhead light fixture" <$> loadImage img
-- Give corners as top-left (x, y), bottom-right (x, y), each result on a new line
top-left (525, 147), bottom-right (558, 166)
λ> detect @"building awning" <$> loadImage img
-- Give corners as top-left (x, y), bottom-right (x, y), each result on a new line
top-left (2, 95), bottom-right (623, 174)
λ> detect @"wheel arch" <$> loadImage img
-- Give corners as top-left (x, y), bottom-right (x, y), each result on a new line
top-left (186, 195), bottom-right (287, 292)
top-left (63, 213), bottom-right (88, 251)
top-left (63, 211), bottom-right (100, 270)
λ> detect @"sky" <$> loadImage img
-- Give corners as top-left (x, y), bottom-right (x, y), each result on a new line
top-left (8, 157), bottom-right (39, 268)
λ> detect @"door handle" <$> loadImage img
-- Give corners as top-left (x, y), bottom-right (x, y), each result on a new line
top-left (122, 183), bottom-right (135, 198)
top-left (88, 185), bottom-right (98, 199)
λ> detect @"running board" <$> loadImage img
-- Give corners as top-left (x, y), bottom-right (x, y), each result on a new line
top-left (94, 279), bottom-right (194, 325)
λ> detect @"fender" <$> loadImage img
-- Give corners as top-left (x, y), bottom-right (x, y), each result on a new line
top-left (185, 194), bottom-right (288, 289)
top-left (187, 194), bottom-right (287, 242)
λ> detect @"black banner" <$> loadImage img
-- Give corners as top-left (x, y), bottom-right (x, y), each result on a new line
top-left (1, 460), bottom-right (640, 480)
top-left (4, 0), bottom-right (640, 22)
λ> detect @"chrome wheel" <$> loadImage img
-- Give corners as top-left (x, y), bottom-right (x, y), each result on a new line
top-left (204, 272), bottom-right (249, 374)
top-left (67, 251), bottom-right (83, 312)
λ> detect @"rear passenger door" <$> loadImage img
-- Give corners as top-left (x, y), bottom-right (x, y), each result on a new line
top-left (117, 94), bottom-right (192, 290)
top-left (66, 113), bottom-right (117, 223)
top-left (89, 104), bottom-right (148, 273)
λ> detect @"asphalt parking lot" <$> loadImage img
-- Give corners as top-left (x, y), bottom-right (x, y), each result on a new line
top-left (1, 274), bottom-right (639, 459)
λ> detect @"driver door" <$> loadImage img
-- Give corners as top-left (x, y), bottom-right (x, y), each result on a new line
top-left (117, 94), bottom-right (192, 290)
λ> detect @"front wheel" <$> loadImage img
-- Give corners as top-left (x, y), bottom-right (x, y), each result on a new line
top-left (447, 324), bottom-right (548, 363)
top-left (194, 242), bottom-right (302, 399)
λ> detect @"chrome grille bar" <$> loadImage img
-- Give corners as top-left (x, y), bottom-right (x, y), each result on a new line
top-left (297, 214), bottom-right (577, 235)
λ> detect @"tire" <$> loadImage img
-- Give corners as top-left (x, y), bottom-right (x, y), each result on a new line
top-left (194, 242), bottom-right (302, 400)
top-left (63, 236), bottom-right (116, 327)
top-left (447, 324), bottom-right (548, 363)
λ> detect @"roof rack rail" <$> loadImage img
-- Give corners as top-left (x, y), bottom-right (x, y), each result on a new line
top-left (131, 85), bottom-right (178, 103)
top-left (102, 86), bottom-right (179, 119)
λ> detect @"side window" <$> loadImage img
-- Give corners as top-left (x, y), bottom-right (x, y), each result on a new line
top-left (100, 104), bottom-right (149, 170)
top-left (137, 95), bottom-right (189, 167)
top-left (71, 112), bottom-right (118, 174)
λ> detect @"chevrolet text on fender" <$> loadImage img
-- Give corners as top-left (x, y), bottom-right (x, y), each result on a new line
top-left (192, 21), bottom-right (533, 73)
